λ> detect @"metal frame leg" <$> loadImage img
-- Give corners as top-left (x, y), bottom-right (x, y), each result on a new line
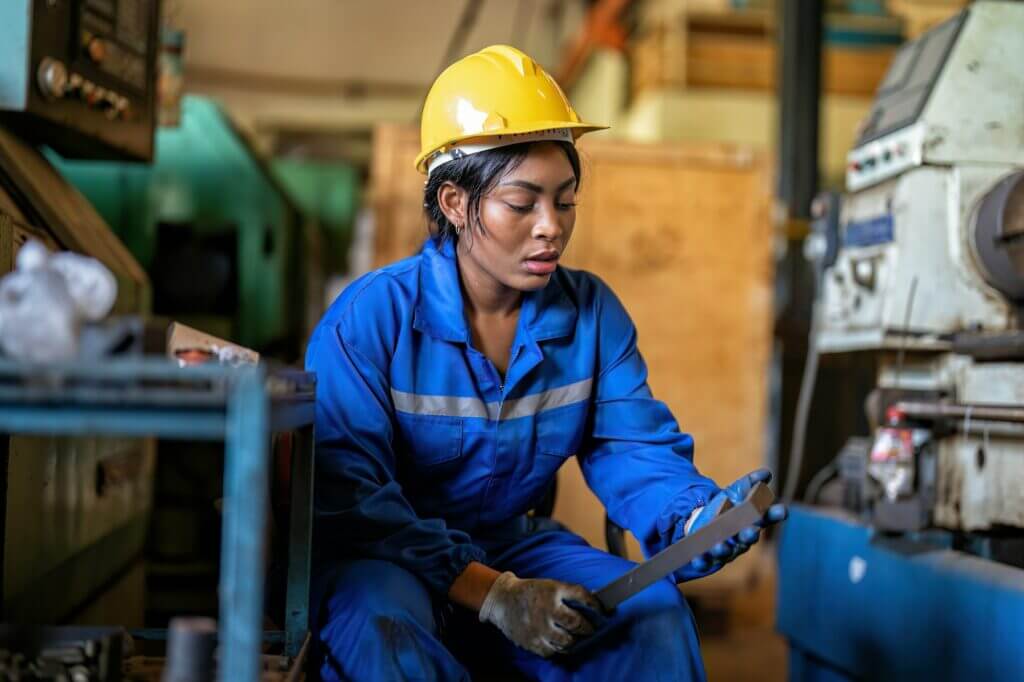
top-left (285, 423), bottom-right (314, 658)
top-left (220, 368), bottom-right (269, 681)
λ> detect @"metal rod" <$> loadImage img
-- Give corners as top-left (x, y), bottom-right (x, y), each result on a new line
top-left (220, 367), bottom-right (270, 681)
top-left (285, 424), bottom-right (315, 658)
top-left (0, 406), bottom-right (227, 439)
top-left (896, 401), bottom-right (1024, 424)
top-left (595, 483), bottom-right (775, 610)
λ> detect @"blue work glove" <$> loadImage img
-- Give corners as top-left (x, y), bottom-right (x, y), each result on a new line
top-left (674, 468), bottom-right (788, 581)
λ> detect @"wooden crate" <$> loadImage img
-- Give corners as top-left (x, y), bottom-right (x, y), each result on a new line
top-left (889, 0), bottom-right (968, 39)
top-left (370, 128), bottom-right (774, 589)
top-left (631, 9), bottom-right (895, 98)
top-left (370, 124), bottom-right (430, 269)
top-left (632, 23), bottom-right (690, 96)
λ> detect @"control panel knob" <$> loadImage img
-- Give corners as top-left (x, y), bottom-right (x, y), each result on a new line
top-left (36, 57), bottom-right (68, 99)
top-left (87, 38), bottom-right (108, 64)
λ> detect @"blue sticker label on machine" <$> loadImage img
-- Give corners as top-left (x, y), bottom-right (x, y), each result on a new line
top-left (843, 215), bottom-right (893, 247)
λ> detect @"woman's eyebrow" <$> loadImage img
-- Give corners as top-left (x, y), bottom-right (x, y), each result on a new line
top-left (499, 178), bottom-right (577, 193)
top-left (499, 180), bottom-right (543, 193)
top-left (556, 177), bottom-right (576, 192)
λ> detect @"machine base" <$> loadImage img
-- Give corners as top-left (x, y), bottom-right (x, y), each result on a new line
top-left (777, 505), bottom-right (1024, 681)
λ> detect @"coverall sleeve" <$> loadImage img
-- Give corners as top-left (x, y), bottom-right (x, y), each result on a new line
top-left (578, 279), bottom-right (721, 559)
top-left (306, 321), bottom-right (486, 596)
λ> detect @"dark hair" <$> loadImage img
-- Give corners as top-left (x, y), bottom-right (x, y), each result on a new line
top-left (424, 140), bottom-right (581, 244)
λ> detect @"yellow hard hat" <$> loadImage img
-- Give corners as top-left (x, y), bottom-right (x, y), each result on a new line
top-left (415, 44), bottom-right (606, 175)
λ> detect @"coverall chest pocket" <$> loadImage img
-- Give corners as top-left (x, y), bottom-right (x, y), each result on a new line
top-left (395, 414), bottom-right (464, 469)
top-left (536, 402), bottom-right (588, 457)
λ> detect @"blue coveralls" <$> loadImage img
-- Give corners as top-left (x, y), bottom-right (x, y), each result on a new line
top-left (305, 237), bottom-right (722, 681)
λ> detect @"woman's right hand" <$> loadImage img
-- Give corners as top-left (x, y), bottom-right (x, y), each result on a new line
top-left (478, 571), bottom-right (603, 658)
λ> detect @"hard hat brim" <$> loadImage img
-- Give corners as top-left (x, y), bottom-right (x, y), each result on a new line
top-left (414, 120), bottom-right (607, 174)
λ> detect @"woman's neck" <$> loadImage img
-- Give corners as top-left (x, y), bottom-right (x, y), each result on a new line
top-left (457, 253), bottom-right (522, 318)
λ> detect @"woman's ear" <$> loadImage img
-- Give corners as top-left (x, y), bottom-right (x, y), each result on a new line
top-left (437, 182), bottom-right (468, 229)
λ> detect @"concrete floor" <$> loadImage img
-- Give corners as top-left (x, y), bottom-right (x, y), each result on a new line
top-left (475, 622), bottom-right (789, 682)
top-left (695, 551), bottom-right (788, 681)
top-left (703, 626), bottom-right (788, 682)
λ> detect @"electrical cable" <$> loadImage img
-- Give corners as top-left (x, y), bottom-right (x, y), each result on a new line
top-left (804, 459), bottom-right (838, 505)
top-left (782, 301), bottom-right (821, 502)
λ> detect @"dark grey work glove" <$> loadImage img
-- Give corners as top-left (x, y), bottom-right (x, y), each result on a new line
top-left (479, 571), bottom-right (602, 658)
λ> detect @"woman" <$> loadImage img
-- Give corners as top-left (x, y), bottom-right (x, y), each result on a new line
top-left (306, 45), bottom-right (786, 681)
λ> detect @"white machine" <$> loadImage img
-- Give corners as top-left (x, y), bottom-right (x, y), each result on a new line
top-left (816, 1), bottom-right (1024, 535)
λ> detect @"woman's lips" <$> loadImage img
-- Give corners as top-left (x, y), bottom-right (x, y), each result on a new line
top-left (524, 253), bottom-right (559, 275)
top-left (524, 259), bottom-right (558, 274)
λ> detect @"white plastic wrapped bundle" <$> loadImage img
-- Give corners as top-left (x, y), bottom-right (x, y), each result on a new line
top-left (0, 239), bottom-right (118, 362)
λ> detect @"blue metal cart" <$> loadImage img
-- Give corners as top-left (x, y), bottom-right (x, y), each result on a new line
top-left (0, 358), bottom-right (315, 681)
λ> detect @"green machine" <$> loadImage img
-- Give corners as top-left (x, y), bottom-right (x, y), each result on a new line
top-left (52, 95), bottom-right (357, 358)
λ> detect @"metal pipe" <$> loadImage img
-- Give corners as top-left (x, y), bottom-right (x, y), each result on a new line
top-left (220, 367), bottom-right (270, 681)
top-left (162, 617), bottom-right (217, 682)
top-left (776, 0), bottom-right (823, 220)
top-left (896, 401), bottom-right (1024, 424)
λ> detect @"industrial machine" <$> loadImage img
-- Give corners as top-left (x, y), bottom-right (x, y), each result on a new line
top-left (0, 0), bottom-right (160, 161)
top-left (815, 0), bottom-right (1024, 533)
top-left (0, 0), bottom-right (158, 629)
top-left (52, 95), bottom-right (319, 358)
top-left (779, 3), bottom-right (1024, 679)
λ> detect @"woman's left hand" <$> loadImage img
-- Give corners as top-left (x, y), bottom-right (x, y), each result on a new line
top-left (675, 468), bottom-right (788, 580)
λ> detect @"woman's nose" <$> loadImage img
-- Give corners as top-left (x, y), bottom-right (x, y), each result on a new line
top-left (532, 203), bottom-right (563, 241)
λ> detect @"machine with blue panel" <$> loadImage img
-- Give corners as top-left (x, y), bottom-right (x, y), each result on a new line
top-left (780, 3), bottom-right (1024, 679)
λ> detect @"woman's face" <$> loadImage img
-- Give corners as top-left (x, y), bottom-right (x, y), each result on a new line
top-left (453, 142), bottom-right (578, 293)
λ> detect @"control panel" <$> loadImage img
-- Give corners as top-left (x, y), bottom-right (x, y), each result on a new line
top-left (0, 0), bottom-right (160, 161)
top-left (846, 123), bottom-right (925, 192)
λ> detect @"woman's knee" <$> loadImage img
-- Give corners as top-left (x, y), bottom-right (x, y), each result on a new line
top-left (610, 581), bottom-right (704, 678)
top-left (314, 561), bottom-right (470, 681)
top-left (317, 559), bottom-right (437, 635)
top-left (622, 579), bottom-right (697, 642)
top-left (628, 577), bottom-right (688, 610)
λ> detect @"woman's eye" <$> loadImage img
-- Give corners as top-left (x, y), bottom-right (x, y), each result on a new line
top-left (506, 203), bottom-right (533, 213)
top-left (556, 202), bottom-right (577, 211)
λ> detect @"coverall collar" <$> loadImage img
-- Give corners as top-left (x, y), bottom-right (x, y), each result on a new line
top-left (413, 238), bottom-right (577, 344)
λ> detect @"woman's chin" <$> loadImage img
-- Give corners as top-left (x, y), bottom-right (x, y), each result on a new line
top-left (509, 272), bottom-right (553, 292)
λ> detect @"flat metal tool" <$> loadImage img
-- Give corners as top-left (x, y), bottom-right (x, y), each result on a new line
top-left (594, 483), bottom-right (775, 610)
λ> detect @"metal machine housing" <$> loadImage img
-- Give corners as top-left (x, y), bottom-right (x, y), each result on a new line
top-left (0, 0), bottom-right (160, 161)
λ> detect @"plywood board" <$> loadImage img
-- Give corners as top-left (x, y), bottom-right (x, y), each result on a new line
top-left (552, 139), bottom-right (773, 580)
